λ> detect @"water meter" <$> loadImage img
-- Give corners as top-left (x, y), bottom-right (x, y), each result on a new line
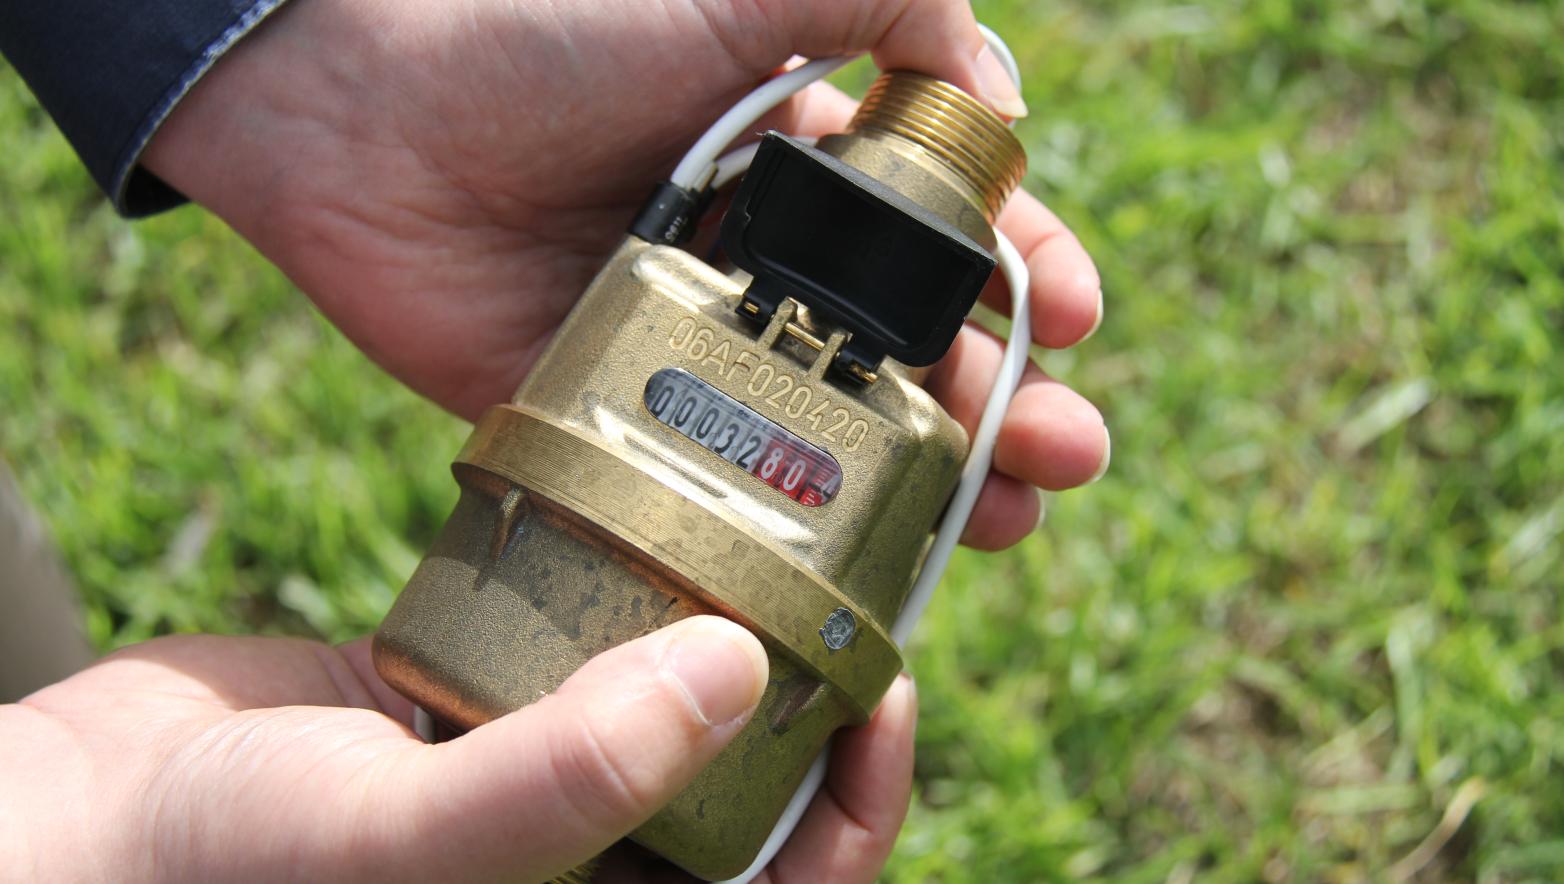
top-left (373, 66), bottom-right (1027, 881)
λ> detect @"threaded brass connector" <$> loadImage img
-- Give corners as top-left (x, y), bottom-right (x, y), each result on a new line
top-left (848, 71), bottom-right (1027, 221)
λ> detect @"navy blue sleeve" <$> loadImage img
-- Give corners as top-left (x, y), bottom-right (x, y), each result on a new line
top-left (0, 1), bottom-right (291, 217)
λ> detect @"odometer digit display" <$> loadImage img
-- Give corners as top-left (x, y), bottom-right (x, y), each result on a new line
top-left (644, 369), bottom-right (843, 507)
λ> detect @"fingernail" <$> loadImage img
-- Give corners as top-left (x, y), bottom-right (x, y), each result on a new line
top-left (1034, 493), bottom-right (1048, 531)
top-left (1081, 289), bottom-right (1105, 343)
top-left (662, 617), bottom-right (768, 727)
top-left (973, 45), bottom-right (1028, 119)
top-left (883, 672), bottom-right (917, 717)
top-left (1089, 425), bottom-right (1112, 484)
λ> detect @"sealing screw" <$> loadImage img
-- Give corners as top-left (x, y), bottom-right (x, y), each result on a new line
top-left (820, 608), bottom-right (857, 651)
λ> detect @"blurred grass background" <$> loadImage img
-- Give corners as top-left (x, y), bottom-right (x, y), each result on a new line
top-left (2, 0), bottom-right (1561, 880)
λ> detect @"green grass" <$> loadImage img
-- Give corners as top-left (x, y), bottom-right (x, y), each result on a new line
top-left (2, 0), bottom-right (1562, 880)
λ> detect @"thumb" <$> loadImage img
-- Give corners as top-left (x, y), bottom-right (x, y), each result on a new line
top-left (373, 616), bottom-right (769, 881)
top-left (724, 0), bottom-right (1027, 118)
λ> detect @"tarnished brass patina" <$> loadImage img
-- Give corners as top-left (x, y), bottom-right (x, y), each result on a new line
top-left (374, 71), bottom-right (1025, 880)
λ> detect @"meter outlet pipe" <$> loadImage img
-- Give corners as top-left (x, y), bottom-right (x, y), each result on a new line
top-left (375, 33), bottom-right (1034, 882)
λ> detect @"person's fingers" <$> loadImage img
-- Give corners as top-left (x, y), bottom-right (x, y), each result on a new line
top-left (960, 472), bottom-right (1044, 550)
top-left (720, 0), bottom-right (1025, 118)
top-left (923, 324), bottom-right (1003, 440)
top-left (926, 324), bottom-right (1110, 491)
top-left (996, 364), bottom-right (1111, 489)
top-left (339, 616), bottom-right (767, 882)
top-left (981, 190), bottom-right (1104, 349)
top-left (924, 326), bottom-right (1039, 547)
top-left (759, 674), bottom-right (918, 884)
top-left (64, 634), bottom-right (385, 712)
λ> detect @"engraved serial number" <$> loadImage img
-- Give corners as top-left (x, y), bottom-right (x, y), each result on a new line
top-left (668, 317), bottom-right (870, 452)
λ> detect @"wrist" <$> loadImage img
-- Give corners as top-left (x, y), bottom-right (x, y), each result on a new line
top-left (140, 0), bottom-right (368, 243)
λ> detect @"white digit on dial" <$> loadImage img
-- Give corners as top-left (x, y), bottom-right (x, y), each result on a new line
top-left (759, 447), bottom-right (784, 480)
top-left (782, 460), bottom-right (806, 491)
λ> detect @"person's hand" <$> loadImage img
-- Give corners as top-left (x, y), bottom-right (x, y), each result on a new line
top-left (0, 618), bottom-right (916, 882)
top-left (141, 0), bottom-right (1111, 551)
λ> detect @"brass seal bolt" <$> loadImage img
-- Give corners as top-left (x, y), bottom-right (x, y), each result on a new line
top-left (848, 71), bottom-right (1028, 222)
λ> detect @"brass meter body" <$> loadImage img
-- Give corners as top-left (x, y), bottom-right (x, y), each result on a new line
top-left (374, 72), bottom-right (1026, 880)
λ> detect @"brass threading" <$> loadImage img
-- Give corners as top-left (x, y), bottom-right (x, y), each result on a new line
top-left (848, 71), bottom-right (1027, 221)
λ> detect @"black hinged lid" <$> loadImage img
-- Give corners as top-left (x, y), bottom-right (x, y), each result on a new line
top-left (721, 133), bottom-right (996, 376)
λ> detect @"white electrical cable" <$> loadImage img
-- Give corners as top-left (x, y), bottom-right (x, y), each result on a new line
top-left (715, 237), bottom-right (1030, 884)
top-left (712, 135), bottom-right (818, 191)
top-left (711, 141), bottom-right (763, 191)
top-left (670, 56), bottom-right (855, 190)
top-left (892, 232), bottom-right (1030, 645)
top-left (709, 28), bottom-right (1031, 884)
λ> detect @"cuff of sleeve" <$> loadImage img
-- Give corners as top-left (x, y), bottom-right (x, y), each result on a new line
top-left (113, 0), bottom-right (291, 218)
